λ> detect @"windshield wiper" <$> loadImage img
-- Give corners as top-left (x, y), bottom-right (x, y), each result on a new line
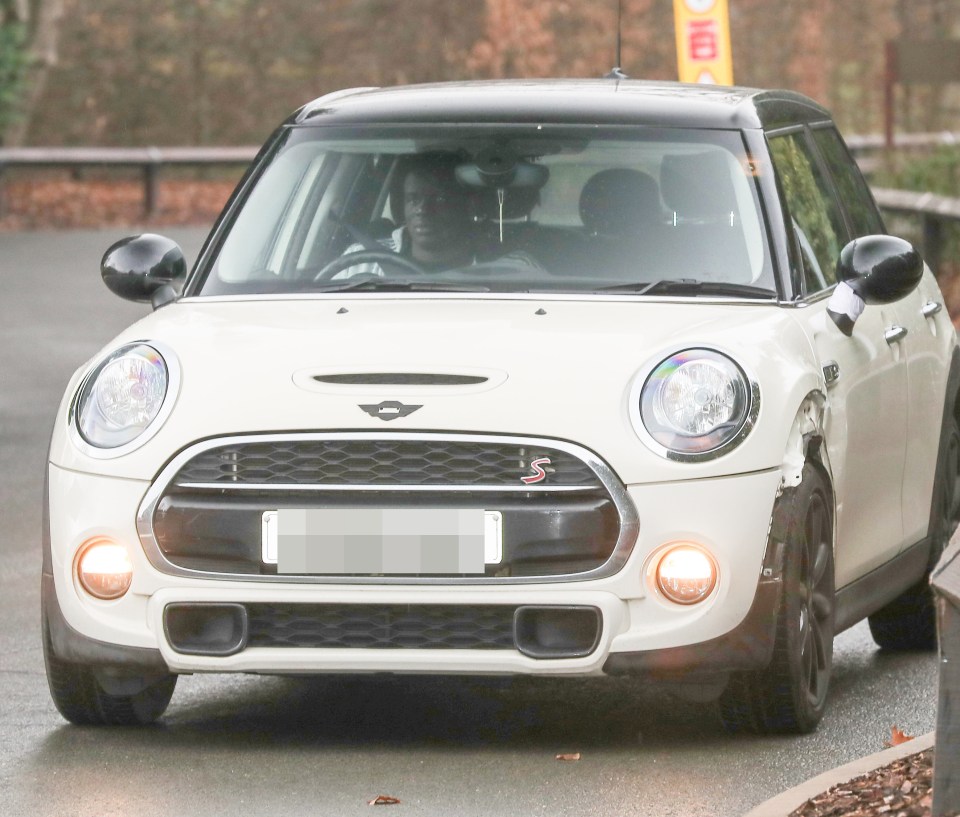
top-left (598, 279), bottom-right (775, 299)
top-left (313, 278), bottom-right (489, 293)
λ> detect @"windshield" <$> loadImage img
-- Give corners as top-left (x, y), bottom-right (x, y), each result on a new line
top-left (195, 124), bottom-right (774, 297)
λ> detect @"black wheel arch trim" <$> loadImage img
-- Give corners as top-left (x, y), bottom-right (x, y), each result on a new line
top-left (602, 575), bottom-right (780, 677)
top-left (604, 535), bottom-right (935, 678)
top-left (41, 573), bottom-right (169, 672)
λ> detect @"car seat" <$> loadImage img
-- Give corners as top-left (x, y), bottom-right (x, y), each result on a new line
top-left (571, 168), bottom-right (666, 280)
top-left (659, 151), bottom-right (751, 282)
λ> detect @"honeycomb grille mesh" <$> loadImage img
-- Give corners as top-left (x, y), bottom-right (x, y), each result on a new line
top-left (173, 439), bottom-right (599, 487)
top-left (245, 603), bottom-right (517, 649)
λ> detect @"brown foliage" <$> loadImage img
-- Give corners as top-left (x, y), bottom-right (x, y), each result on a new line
top-left (790, 748), bottom-right (934, 817)
top-left (13, 0), bottom-right (959, 148)
top-left (467, 0), bottom-right (556, 77)
top-left (0, 176), bottom-right (233, 231)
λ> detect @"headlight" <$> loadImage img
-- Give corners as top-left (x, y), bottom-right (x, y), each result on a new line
top-left (74, 343), bottom-right (173, 452)
top-left (636, 348), bottom-right (757, 460)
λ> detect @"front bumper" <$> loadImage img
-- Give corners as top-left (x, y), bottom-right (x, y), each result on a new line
top-left (45, 456), bottom-right (783, 678)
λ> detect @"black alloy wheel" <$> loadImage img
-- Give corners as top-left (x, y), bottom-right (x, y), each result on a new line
top-left (719, 463), bottom-right (835, 734)
top-left (42, 602), bottom-right (177, 726)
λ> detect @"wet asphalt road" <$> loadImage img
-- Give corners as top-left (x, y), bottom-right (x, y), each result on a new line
top-left (0, 228), bottom-right (939, 817)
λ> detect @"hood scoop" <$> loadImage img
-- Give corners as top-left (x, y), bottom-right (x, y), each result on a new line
top-left (294, 367), bottom-right (508, 395)
top-left (314, 373), bottom-right (488, 386)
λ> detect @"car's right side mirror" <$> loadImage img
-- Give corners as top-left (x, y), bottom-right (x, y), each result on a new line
top-left (827, 235), bottom-right (924, 335)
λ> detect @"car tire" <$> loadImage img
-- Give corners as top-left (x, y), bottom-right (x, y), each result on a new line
top-left (868, 415), bottom-right (960, 651)
top-left (718, 463), bottom-right (835, 734)
top-left (43, 620), bottom-right (177, 726)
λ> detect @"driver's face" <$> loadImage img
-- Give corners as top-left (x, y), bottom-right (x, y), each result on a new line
top-left (403, 170), bottom-right (470, 263)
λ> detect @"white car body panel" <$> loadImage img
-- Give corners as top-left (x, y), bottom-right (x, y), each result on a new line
top-left (48, 287), bottom-right (953, 666)
top-left (51, 296), bottom-right (820, 484)
top-left (41, 81), bottom-right (959, 734)
top-left (49, 460), bottom-right (781, 663)
top-left (49, 291), bottom-right (953, 608)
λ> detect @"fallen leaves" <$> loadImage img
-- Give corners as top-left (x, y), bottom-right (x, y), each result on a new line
top-left (789, 748), bottom-right (933, 817)
top-left (368, 795), bottom-right (401, 806)
top-left (885, 726), bottom-right (915, 748)
top-left (365, 749), bottom-right (582, 806)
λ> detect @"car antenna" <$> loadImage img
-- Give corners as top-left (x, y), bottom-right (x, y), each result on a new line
top-left (604, 0), bottom-right (628, 79)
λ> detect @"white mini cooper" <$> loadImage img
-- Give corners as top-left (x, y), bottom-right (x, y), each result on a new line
top-left (43, 79), bottom-right (959, 733)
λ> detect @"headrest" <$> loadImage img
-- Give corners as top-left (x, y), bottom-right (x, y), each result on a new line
top-left (660, 151), bottom-right (738, 219)
top-left (578, 168), bottom-right (662, 236)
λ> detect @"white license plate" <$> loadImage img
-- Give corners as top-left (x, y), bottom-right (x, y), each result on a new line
top-left (261, 509), bottom-right (502, 574)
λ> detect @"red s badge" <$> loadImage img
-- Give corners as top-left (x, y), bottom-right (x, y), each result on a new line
top-left (521, 457), bottom-right (551, 485)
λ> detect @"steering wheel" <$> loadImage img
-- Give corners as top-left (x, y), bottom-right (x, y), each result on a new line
top-left (313, 250), bottom-right (427, 282)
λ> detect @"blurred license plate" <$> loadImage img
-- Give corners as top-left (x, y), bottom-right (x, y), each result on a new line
top-left (261, 508), bottom-right (502, 574)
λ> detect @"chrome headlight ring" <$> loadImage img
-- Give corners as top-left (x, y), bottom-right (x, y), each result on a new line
top-left (68, 340), bottom-right (181, 459)
top-left (629, 346), bottom-right (760, 463)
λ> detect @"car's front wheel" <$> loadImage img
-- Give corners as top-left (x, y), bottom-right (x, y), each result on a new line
top-left (718, 463), bottom-right (835, 734)
top-left (43, 619), bottom-right (177, 726)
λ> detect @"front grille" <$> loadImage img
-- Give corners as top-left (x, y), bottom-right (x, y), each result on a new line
top-left (245, 603), bottom-right (517, 649)
top-left (139, 433), bottom-right (638, 583)
top-left (172, 439), bottom-right (600, 487)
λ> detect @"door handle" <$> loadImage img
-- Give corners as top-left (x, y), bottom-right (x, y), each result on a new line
top-left (922, 301), bottom-right (943, 318)
top-left (884, 325), bottom-right (908, 345)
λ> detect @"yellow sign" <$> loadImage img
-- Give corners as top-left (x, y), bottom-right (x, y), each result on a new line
top-left (673, 0), bottom-right (734, 86)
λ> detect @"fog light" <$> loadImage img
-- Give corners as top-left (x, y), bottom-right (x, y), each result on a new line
top-left (76, 538), bottom-right (133, 600)
top-left (655, 544), bottom-right (717, 604)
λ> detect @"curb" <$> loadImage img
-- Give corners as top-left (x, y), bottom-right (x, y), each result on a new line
top-left (742, 731), bottom-right (936, 817)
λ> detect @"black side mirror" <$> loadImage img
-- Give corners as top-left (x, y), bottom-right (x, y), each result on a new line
top-left (838, 235), bottom-right (923, 304)
top-left (827, 235), bottom-right (923, 335)
top-left (101, 234), bottom-right (187, 307)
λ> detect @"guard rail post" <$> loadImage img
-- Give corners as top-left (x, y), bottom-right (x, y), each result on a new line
top-left (143, 147), bottom-right (163, 216)
top-left (931, 533), bottom-right (960, 817)
top-left (925, 214), bottom-right (944, 275)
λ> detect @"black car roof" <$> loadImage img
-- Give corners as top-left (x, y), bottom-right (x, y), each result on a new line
top-left (292, 79), bottom-right (832, 131)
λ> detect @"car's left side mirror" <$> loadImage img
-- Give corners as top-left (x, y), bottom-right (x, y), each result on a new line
top-left (827, 235), bottom-right (923, 336)
top-left (101, 234), bottom-right (187, 310)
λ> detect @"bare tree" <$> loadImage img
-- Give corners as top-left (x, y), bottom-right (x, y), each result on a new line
top-left (0, 0), bottom-right (65, 146)
top-left (14, 0), bottom-right (960, 146)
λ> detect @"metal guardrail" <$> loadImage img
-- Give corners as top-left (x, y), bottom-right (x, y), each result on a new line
top-left (0, 146), bottom-right (258, 216)
top-left (873, 187), bottom-right (960, 274)
top-left (846, 131), bottom-right (960, 151)
top-left (0, 145), bottom-right (957, 267)
top-left (847, 131), bottom-right (960, 178)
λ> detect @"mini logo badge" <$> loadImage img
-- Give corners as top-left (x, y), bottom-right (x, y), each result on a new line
top-left (521, 457), bottom-right (551, 484)
top-left (359, 401), bottom-right (422, 421)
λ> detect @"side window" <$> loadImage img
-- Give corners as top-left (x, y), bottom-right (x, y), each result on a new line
top-left (768, 131), bottom-right (847, 294)
top-left (812, 126), bottom-right (885, 238)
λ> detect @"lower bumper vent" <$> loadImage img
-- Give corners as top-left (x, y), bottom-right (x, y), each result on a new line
top-left (246, 603), bottom-right (516, 650)
top-left (163, 603), bottom-right (601, 658)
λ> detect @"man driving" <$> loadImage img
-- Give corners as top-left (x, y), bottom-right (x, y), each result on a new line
top-left (335, 152), bottom-right (477, 278)
top-left (334, 151), bottom-right (538, 279)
